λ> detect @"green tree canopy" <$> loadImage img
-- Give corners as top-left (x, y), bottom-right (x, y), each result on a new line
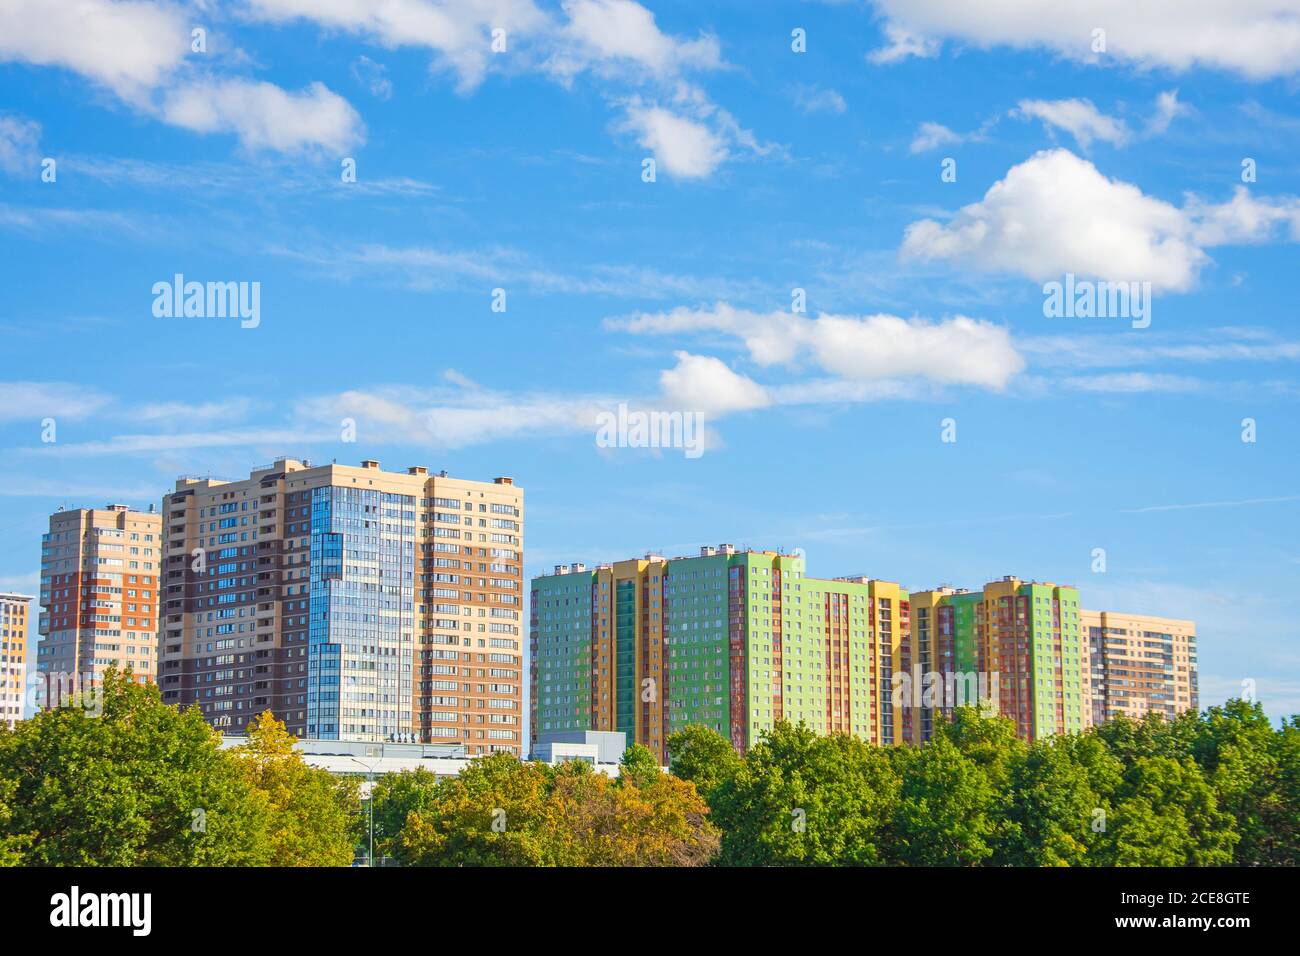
top-left (709, 721), bottom-right (899, 866)
top-left (369, 766), bottom-right (441, 859)
top-left (0, 669), bottom-right (269, 865)
top-left (890, 732), bottom-right (997, 866)
top-left (667, 724), bottom-right (742, 800)
top-left (230, 712), bottom-right (361, 867)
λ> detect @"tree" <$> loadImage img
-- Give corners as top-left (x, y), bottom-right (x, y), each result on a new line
top-left (936, 706), bottom-right (1026, 791)
top-left (0, 669), bottom-right (269, 865)
top-left (890, 733), bottom-right (997, 866)
top-left (230, 712), bottom-right (361, 867)
top-left (0, 775), bottom-right (30, 866)
top-left (554, 759), bottom-right (719, 866)
top-left (394, 752), bottom-right (718, 866)
top-left (994, 735), bottom-right (1121, 866)
top-left (1090, 710), bottom-right (1196, 765)
top-left (397, 753), bottom-right (569, 866)
top-left (1272, 717), bottom-right (1300, 864)
top-left (618, 742), bottom-right (662, 789)
top-left (1188, 699), bottom-right (1284, 865)
top-left (369, 767), bottom-right (441, 859)
top-left (1095, 756), bottom-right (1237, 866)
top-left (667, 724), bottom-right (742, 800)
top-left (710, 722), bottom-right (899, 866)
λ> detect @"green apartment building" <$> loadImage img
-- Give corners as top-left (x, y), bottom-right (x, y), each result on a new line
top-left (909, 577), bottom-right (1084, 743)
top-left (531, 546), bottom-right (911, 761)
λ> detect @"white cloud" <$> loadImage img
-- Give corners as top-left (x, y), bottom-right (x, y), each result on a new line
top-left (1014, 91), bottom-right (1190, 147)
top-left (162, 80), bottom-right (365, 153)
top-left (658, 351), bottom-right (770, 414)
top-left (610, 302), bottom-right (1025, 390)
top-left (351, 55), bottom-right (393, 99)
top-left (868, 0), bottom-right (1300, 79)
top-left (1014, 98), bottom-right (1129, 148)
top-left (552, 0), bottom-right (721, 81)
top-left (0, 0), bottom-right (366, 155)
top-left (1148, 88), bottom-right (1190, 135)
top-left (909, 121), bottom-right (964, 153)
top-left (0, 0), bottom-right (190, 101)
top-left (1062, 372), bottom-right (1203, 393)
top-left (901, 149), bottom-right (1300, 291)
top-left (244, 0), bottom-right (721, 92)
top-left (132, 399), bottom-right (260, 425)
top-left (1019, 329), bottom-right (1300, 369)
top-left (243, 0), bottom-right (758, 178)
top-left (618, 101), bottom-right (726, 178)
top-left (792, 84), bottom-right (847, 115)
top-left (1186, 185), bottom-right (1300, 245)
top-left (0, 113), bottom-right (40, 174)
top-left (0, 381), bottom-right (112, 422)
top-left (868, 23), bottom-right (940, 64)
top-left (243, 0), bottom-right (550, 93)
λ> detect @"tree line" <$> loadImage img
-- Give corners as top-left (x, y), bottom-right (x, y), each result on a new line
top-left (2, 669), bottom-right (1295, 866)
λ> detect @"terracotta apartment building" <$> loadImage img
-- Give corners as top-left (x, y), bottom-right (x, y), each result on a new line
top-left (36, 504), bottom-right (163, 700)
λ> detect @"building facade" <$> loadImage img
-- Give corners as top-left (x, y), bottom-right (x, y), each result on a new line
top-left (0, 593), bottom-right (33, 727)
top-left (1081, 610), bottom-right (1198, 724)
top-left (160, 458), bottom-right (524, 755)
top-left (36, 504), bottom-right (163, 701)
top-left (891, 577), bottom-right (1086, 743)
top-left (531, 545), bottom-right (911, 760)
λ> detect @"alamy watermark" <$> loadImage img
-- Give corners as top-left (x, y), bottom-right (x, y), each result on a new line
top-left (26, 671), bottom-right (104, 717)
top-left (1043, 273), bottom-right (1151, 329)
top-left (891, 666), bottom-right (1000, 715)
top-left (152, 274), bottom-right (260, 328)
top-left (595, 403), bottom-right (705, 459)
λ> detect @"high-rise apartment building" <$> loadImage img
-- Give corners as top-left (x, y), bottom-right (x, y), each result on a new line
top-left (907, 577), bottom-right (1085, 742)
top-left (36, 505), bottom-right (163, 699)
top-left (1081, 610), bottom-right (1198, 725)
top-left (160, 458), bottom-right (524, 754)
top-left (0, 593), bottom-right (33, 727)
top-left (531, 545), bottom-right (910, 760)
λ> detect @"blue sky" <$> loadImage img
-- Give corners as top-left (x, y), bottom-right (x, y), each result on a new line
top-left (2, 1), bottom-right (1299, 721)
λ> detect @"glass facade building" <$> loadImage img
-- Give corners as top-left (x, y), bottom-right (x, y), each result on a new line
top-left (306, 486), bottom-right (418, 740)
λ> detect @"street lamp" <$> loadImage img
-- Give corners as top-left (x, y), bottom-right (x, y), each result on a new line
top-left (349, 756), bottom-right (379, 866)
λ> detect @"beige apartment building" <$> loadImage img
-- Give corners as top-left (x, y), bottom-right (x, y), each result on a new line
top-left (1, 593), bottom-right (33, 726)
top-left (159, 458), bottom-right (524, 754)
top-left (36, 504), bottom-right (163, 701)
top-left (1082, 610), bottom-right (1198, 725)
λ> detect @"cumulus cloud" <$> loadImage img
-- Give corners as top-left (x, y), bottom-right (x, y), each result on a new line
top-left (658, 351), bottom-right (770, 414)
top-left (162, 79), bottom-right (365, 153)
top-left (1013, 90), bottom-right (1189, 147)
top-left (901, 149), bottom-right (1300, 291)
top-left (867, 0), bottom-right (1300, 79)
top-left (243, 0), bottom-right (758, 178)
top-left (244, 0), bottom-right (550, 93)
top-left (1185, 186), bottom-right (1300, 246)
top-left (0, 0), bottom-right (190, 101)
top-left (0, 0), bottom-right (363, 155)
top-left (550, 0), bottom-right (721, 81)
top-left (610, 302), bottom-right (1025, 390)
top-left (869, 23), bottom-right (940, 64)
top-left (618, 101), bottom-right (727, 178)
top-left (910, 121), bottom-right (965, 153)
top-left (1014, 98), bottom-right (1130, 148)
